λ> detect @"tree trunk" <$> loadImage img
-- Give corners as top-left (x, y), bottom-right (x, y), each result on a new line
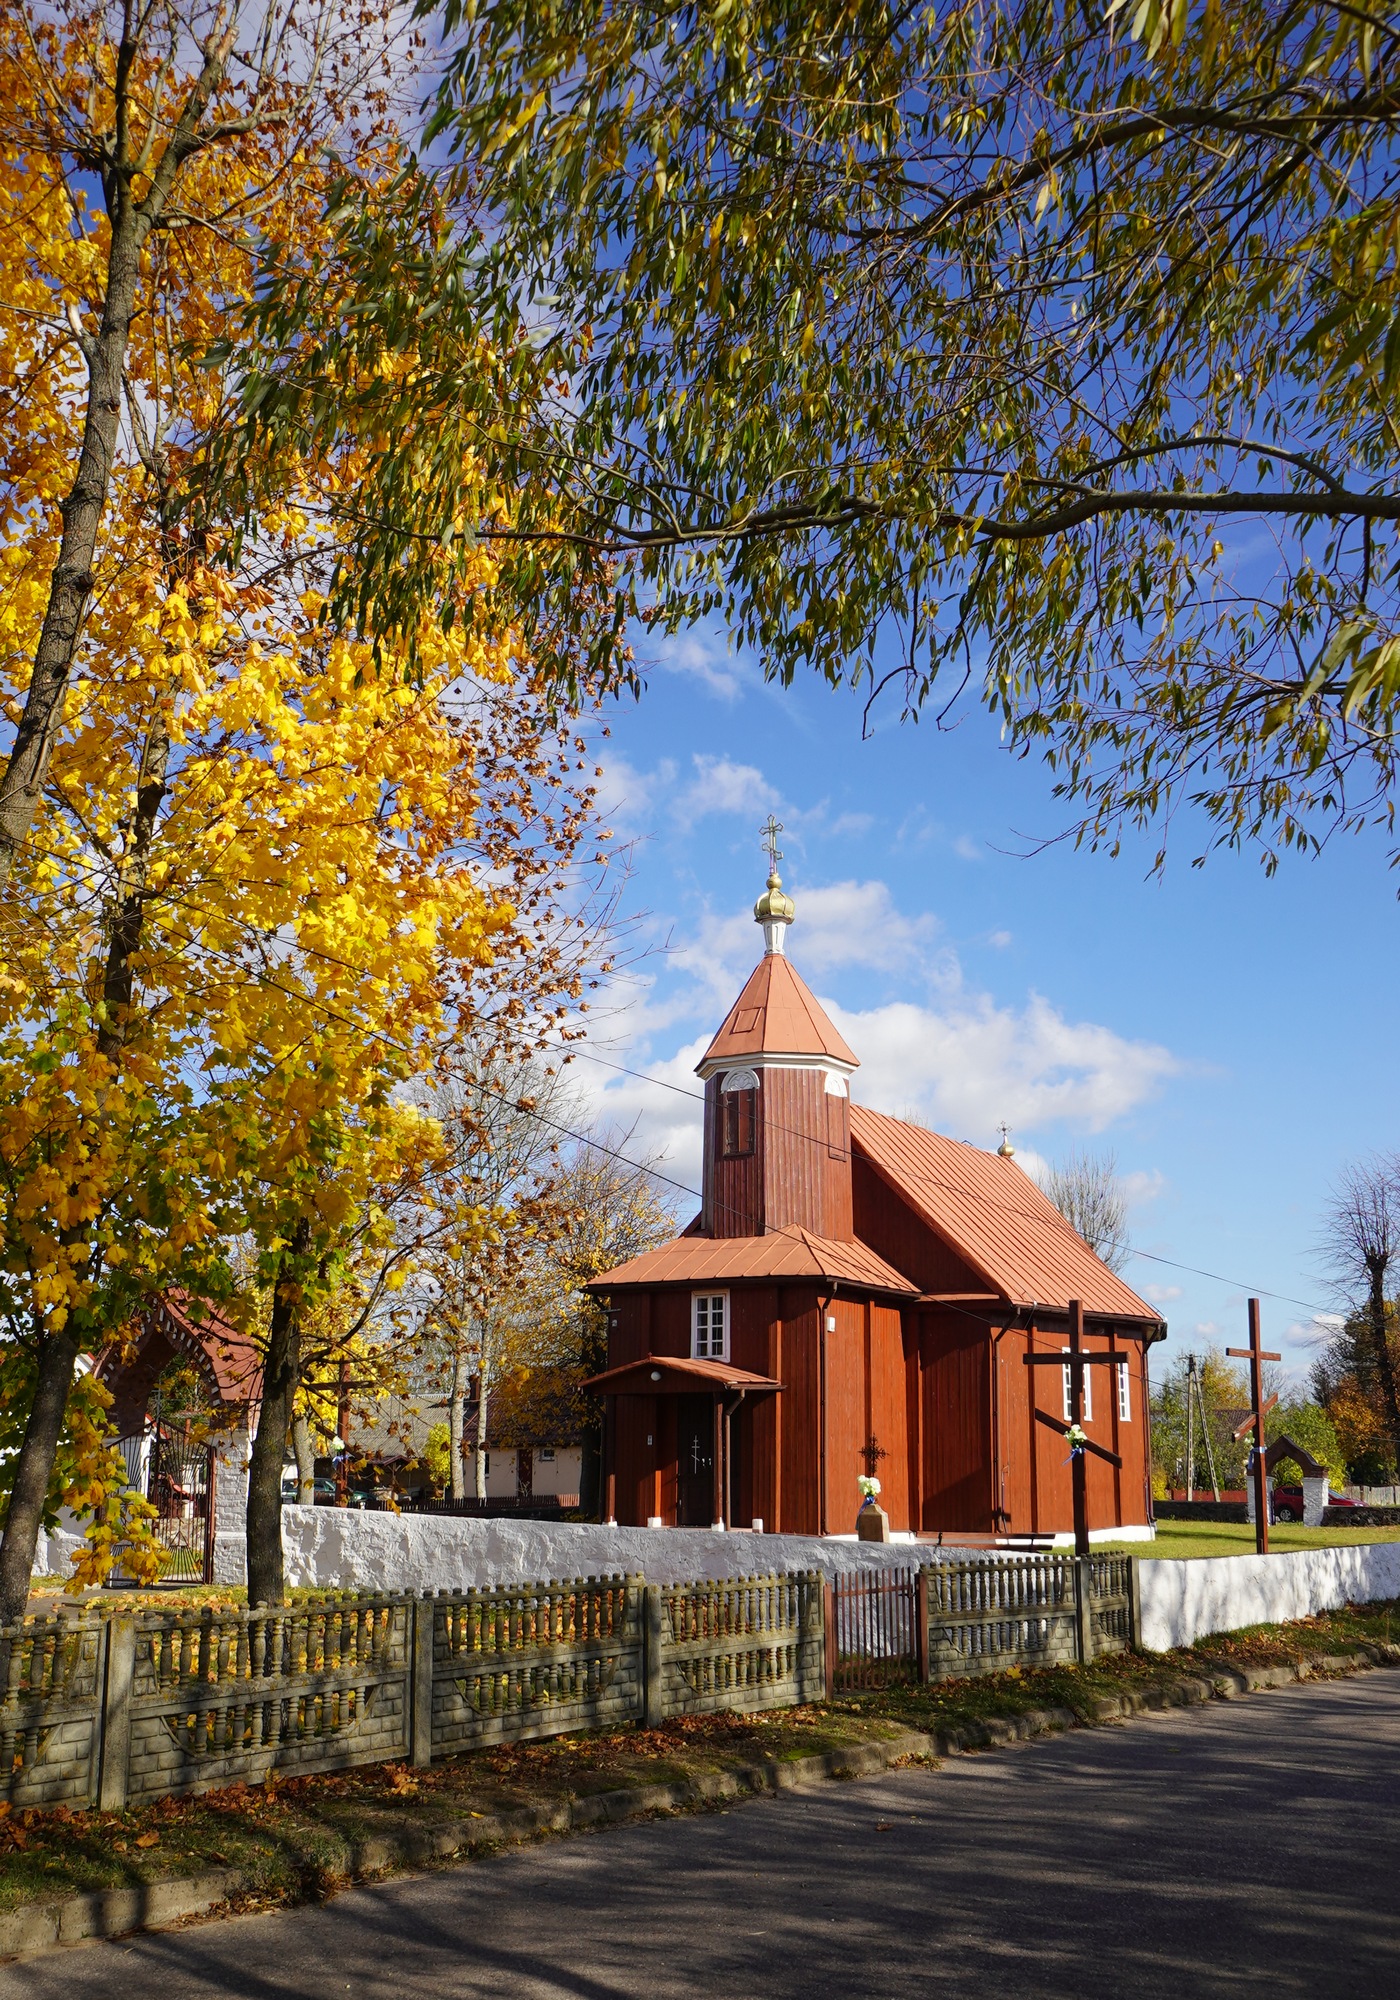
top-left (474, 1358), bottom-right (490, 1503)
top-left (245, 1239), bottom-right (307, 1606)
top-left (447, 1348), bottom-right (468, 1503)
top-left (1366, 1258), bottom-right (1400, 1472)
top-left (0, 712), bottom-right (171, 1622)
top-left (0, 33), bottom-right (231, 890)
top-left (0, 1323), bottom-right (83, 1625)
top-left (291, 1413), bottom-right (316, 1507)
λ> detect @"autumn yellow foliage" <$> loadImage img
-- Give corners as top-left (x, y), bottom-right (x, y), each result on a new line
top-left (0, 11), bottom-right (611, 1597)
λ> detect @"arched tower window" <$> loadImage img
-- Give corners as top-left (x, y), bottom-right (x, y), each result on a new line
top-left (720, 1067), bottom-right (759, 1156)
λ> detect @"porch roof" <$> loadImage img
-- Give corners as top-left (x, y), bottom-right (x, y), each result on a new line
top-left (582, 1355), bottom-right (783, 1398)
top-left (584, 1224), bottom-right (918, 1297)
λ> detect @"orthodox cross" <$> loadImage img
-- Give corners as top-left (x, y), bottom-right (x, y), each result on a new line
top-left (1227, 1300), bottom-right (1281, 1555)
top-left (759, 814), bottom-right (784, 873)
top-left (1024, 1299), bottom-right (1124, 1557)
top-left (860, 1434), bottom-right (888, 1479)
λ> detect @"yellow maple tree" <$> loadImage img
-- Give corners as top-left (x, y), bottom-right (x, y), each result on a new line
top-left (0, 12), bottom-right (614, 1611)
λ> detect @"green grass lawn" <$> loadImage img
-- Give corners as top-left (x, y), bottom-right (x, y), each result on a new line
top-left (1094, 1519), bottom-right (1400, 1561)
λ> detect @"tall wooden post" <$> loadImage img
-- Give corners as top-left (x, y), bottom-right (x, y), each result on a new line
top-left (1228, 1300), bottom-right (1281, 1557)
top-left (1024, 1301), bottom-right (1123, 1553)
top-left (1068, 1301), bottom-right (1089, 1558)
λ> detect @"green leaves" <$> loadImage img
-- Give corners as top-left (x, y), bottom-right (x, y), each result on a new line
top-left (282, 0), bottom-right (1400, 869)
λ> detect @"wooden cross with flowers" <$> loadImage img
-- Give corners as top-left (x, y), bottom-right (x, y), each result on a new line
top-left (1024, 1300), bottom-right (1123, 1557)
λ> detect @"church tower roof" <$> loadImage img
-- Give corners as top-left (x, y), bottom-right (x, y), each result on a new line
top-left (697, 952), bottom-right (859, 1074)
top-left (698, 821), bottom-right (858, 1075)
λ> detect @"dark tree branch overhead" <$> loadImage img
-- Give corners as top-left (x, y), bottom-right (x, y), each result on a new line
top-left (218, 0), bottom-right (1400, 873)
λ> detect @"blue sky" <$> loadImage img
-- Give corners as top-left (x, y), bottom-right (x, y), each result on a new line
top-left (567, 621), bottom-right (1400, 1388)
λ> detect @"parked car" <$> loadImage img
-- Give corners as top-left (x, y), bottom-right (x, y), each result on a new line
top-left (1272, 1486), bottom-right (1356, 1522)
top-left (281, 1473), bottom-right (338, 1504)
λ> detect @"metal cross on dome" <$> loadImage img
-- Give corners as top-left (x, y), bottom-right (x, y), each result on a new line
top-left (760, 814), bottom-right (784, 872)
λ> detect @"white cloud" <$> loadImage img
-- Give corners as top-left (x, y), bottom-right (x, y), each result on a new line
top-left (1143, 1284), bottom-right (1183, 1305)
top-left (569, 1032), bottom-right (712, 1205)
top-left (825, 990), bottom-right (1180, 1145)
top-left (1122, 1168), bottom-right (1167, 1209)
top-left (783, 880), bottom-right (939, 975)
top-left (953, 834), bottom-right (982, 862)
top-left (1193, 1321), bottom-right (1221, 1337)
top-left (987, 929), bottom-right (1013, 950)
top-left (672, 754), bottom-right (782, 831)
top-left (654, 631), bottom-right (748, 701)
top-left (828, 811), bottom-right (875, 839)
top-left (574, 874), bottom-right (1184, 1192)
top-left (594, 753), bottom-right (677, 830)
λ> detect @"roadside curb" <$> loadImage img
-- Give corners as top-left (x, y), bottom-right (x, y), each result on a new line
top-left (5, 1642), bottom-right (1399, 1959)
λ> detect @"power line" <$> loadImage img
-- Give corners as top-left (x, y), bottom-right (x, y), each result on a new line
top-left (549, 1042), bottom-right (1328, 1320)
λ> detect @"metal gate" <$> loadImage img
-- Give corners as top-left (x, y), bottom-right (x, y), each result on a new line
top-left (825, 1569), bottom-right (925, 1692)
top-left (148, 1427), bottom-right (216, 1582)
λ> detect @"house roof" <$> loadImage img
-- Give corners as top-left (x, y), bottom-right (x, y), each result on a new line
top-left (699, 953), bottom-right (859, 1071)
top-left (849, 1104), bottom-right (1160, 1321)
top-left (586, 1223), bottom-right (918, 1297)
top-left (582, 1355), bottom-right (783, 1396)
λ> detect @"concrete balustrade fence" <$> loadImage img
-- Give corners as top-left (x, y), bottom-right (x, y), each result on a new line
top-left (4, 1557), bottom-right (1143, 1815)
top-left (10, 1542), bottom-right (1399, 1816)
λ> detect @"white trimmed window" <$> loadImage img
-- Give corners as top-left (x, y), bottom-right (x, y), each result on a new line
top-left (1062, 1349), bottom-right (1093, 1422)
top-left (1117, 1361), bottom-right (1131, 1422)
top-left (693, 1292), bottom-right (729, 1360)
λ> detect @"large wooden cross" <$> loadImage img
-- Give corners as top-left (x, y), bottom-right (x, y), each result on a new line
top-left (1024, 1299), bottom-right (1124, 1557)
top-left (1227, 1299), bottom-right (1281, 1555)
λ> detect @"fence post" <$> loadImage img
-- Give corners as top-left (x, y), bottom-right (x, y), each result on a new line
top-left (410, 1598), bottom-right (434, 1767)
top-left (642, 1583), bottom-right (665, 1728)
top-left (796, 1570), bottom-right (824, 1702)
top-left (822, 1577), bottom-right (837, 1700)
top-left (1127, 1556), bottom-right (1143, 1652)
top-left (915, 1569), bottom-right (930, 1684)
top-left (1073, 1556), bottom-right (1095, 1666)
top-left (98, 1616), bottom-right (136, 1813)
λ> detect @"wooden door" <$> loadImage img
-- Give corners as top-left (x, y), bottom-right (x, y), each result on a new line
top-left (675, 1395), bottom-right (715, 1526)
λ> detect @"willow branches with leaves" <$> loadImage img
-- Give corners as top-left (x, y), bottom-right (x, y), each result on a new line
top-left (236, 0), bottom-right (1400, 868)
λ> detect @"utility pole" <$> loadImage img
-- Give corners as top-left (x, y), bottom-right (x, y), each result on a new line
top-left (1185, 1354), bottom-right (1197, 1502)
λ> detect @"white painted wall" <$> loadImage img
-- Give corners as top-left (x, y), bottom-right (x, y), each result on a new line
top-left (210, 1508), bottom-right (939, 1592)
top-left (531, 1446), bottom-right (582, 1501)
top-left (1137, 1543), bottom-right (1400, 1652)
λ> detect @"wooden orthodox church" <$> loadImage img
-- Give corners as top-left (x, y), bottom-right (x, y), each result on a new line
top-left (585, 840), bottom-right (1165, 1543)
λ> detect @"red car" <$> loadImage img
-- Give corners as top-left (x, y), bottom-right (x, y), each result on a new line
top-left (1271, 1487), bottom-right (1356, 1523)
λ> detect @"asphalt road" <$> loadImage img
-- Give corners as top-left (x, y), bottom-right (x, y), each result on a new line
top-left (8, 1672), bottom-right (1400, 2000)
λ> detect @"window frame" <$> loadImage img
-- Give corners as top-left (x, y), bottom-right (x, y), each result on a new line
top-left (719, 1070), bottom-right (758, 1158)
top-left (1116, 1359), bottom-right (1131, 1422)
top-left (1061, 1348), bottom-right (1094, 1423)
top-left (692, 1290), bottom-right (730, 1361)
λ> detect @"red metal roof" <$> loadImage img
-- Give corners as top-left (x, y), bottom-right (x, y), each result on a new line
top-left (849, 1104), bottom-right (1160, 1320)
top-left (699, 953), bottom-right (858, 1070)
top-left (582, 1355), bottom-right (783, 1395)
top-left (586, 1224), bottom-right (917, 1296)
